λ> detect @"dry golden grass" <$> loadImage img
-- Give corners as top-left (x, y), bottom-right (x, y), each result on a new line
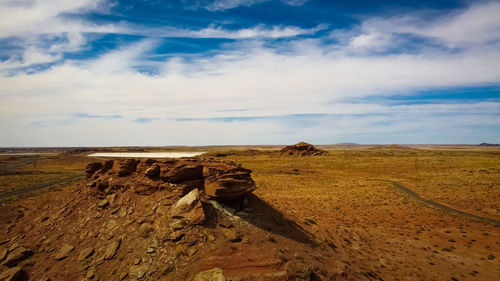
top-left (1, 146), bottom-right (499, 280)
top-left (209, 147), bottom-right (500, 219)
top-left (205, 147), bottom-right (499, 280)
top-left (0, 154), bottom-right (89, 195)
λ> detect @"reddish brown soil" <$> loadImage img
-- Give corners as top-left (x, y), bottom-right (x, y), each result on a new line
top-left (0, 151), bottom-right (499, 281)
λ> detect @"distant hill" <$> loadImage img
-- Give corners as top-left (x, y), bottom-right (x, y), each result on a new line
top-left (479, 143), bottom-right (499, 147)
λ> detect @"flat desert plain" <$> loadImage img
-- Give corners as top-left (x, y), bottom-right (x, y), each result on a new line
top-left (0, 145), bottom-right (498, 281)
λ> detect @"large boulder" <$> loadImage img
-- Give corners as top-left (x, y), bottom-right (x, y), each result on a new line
top-left (161, 163), bottom-right (203, 183)
top-left (117, 159), bottom-right (139, 177)
top-left (170, 189), bottom-right (205, 225)
top-left (194, 268), bottom-right (226, 281)
top-left (86, 162), bottom-right (103, 178)
top-left (145, 164), bottom-right (160, 178)
top-left (203, 164), bottom-right (256, 201)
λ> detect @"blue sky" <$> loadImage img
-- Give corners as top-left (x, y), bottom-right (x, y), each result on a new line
top-left (0, 0), bottom-right (499, 146)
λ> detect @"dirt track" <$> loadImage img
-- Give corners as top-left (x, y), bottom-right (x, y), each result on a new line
top-left (0, 173), bottom-right (84, 201)
top-left (393, 181), bottom-right (500, 226)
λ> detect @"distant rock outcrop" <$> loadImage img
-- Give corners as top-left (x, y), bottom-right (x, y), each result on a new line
top-left (280, 142), bottom-right (325, 156)
top-left (479, 143), bottom-right (499, 147)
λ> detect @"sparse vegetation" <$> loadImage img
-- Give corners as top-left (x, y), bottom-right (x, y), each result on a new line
top-left (0, 146), bottom-right (498, 280)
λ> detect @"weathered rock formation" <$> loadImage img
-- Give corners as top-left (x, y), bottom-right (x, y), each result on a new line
top-left (85, 158), bottom-right (256, 201)
top-left (280, 142), bottom-right (325, 156)
top-left (0, 156), bottom-right (329, 281)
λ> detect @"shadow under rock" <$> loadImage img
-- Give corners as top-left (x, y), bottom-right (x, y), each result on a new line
top-left (212, 193), bottom-right (316, 245)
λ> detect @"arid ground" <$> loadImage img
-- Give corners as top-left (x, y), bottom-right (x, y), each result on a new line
top-left (0, 145), bottom-right (498, 281)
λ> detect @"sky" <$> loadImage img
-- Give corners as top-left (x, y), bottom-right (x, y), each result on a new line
top-left (0, 0), bottom-right (499, 146)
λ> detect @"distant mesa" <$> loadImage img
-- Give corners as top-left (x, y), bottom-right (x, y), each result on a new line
top-left (385, 144), bottom-right (411, 149)
top-left (335, 142), bottom-right (358, 146)
top-left (479, 143), bottom-right (499, 147)
top-left (280, 142), bottom-right (325, 156)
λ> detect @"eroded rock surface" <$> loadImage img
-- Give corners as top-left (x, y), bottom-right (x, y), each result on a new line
top-left (0, 266), bottom-right (26, 281)
top-left (2, 246), bottom-right (32, 267)
top-left (85, 158), bottom-right (256, 200)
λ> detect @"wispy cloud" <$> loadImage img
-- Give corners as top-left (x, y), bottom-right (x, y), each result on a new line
top-left (148, 24), bottom-right (327, 39)
top-left (75, 113), bottom-right (122, 119)
top-left (353, 1), bottom-right (500, 49)
top-left (201, 0), bottom-right (308, 11)
top-left (0, 0), bottom-right (119, 72)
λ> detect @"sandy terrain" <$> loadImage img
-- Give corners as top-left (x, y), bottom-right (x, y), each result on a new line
top-left (0, 145), bottom-right (498, 280)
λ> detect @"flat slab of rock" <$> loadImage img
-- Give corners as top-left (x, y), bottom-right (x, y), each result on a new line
top-left (2, 246), bottom-right (32, 267)
top-left (137, 224), bottom-right (154, 238)
top-left (104, 238), bottom-right (121, 259)
top-left (170, 189), bottom-right (205, 225)
top-left (203, 164), bottom-right (256, 200)
top-left (0, 266), bottom-right (26, 281)
top-left (54, 244), bottom-right (74, 261)
top-left (194, 268), bottom-right (226, 281)
top-left (162, 163), bottom-right (203, 183)
top-left (78, 248), bottom-right (94, 262)
top-left (0, 247), bottom-right (7, 262)
top-left (129, 264), bottom-right (149, 279)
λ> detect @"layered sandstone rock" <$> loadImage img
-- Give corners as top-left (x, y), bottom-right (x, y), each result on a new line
top-left (85, 158), bottom-right (256, 200)
top-left (203, 163), bottom-right (256, 201)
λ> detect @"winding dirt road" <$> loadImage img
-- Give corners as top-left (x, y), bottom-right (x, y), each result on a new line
top-left (393, 181), bottom-right (500, 227)
top-left (0, 174), bottom-right (84, 201)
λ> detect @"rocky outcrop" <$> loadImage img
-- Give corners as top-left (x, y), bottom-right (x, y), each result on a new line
top-left (85, 158), bottom-right (256, 200)
top-left (117, 159), bottom-right (139, 177)
top-left (203, 163), bottom-right (256, 201)
top-left (144, 164), bottom-right (160, 178)
top-left (85, 162), bottom-right (102, 178)
top-left (280, 142), bottom-right (325, 156)
top-left (161, 163), bottom-right (203, 183)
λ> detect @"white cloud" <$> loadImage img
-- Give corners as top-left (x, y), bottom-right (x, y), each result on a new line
top-left (176, 24), bottom-right (326, 39)
top-left (360, 1), bottom-right (500, 48)
top-left (0, 0), bottom-right (113, 38)
top-left (349, 32), bottom-right (392, 50)
top-left (203, 0), bottom-right (308, 11)
top-left (130, 24), bottom-right (327, 39)
top-left (0, 0), bottom-right (120, 71)
top-left (0, 0), bottom-right (323, 72)
top-left (1, 38), bottom-right (499, 121)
